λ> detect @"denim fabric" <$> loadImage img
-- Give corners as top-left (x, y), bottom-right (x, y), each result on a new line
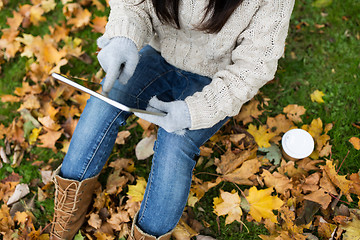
top-left (60, 45), bottom-right (228, 237)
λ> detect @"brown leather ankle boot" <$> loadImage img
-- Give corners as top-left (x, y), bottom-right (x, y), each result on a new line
top-left (50, 166), bottom-right (99, 240)
top-left (128, 212), bottom-right (172, 240)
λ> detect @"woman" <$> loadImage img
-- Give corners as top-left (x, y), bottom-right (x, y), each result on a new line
top-left (50, 0), bottom-right (295, 239)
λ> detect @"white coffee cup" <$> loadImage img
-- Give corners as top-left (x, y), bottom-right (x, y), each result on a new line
top-left (281, 129), bottom-right (315, 160)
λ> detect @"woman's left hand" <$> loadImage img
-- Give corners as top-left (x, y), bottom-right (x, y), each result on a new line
top-left (135, 97), bottom-right (191, 133)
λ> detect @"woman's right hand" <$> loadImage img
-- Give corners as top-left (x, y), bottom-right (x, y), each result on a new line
top-left (97, 36), bottom-right (139, 96)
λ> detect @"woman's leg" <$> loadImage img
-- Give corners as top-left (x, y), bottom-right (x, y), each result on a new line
top-left (136, 120), bottom-right (227, 237)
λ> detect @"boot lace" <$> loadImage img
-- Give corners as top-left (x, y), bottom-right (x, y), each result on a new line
top-left (50, 181), bottom-right (82, 238)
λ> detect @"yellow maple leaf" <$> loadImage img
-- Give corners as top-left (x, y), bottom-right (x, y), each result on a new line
top-left (310, 90), bottom-right (325, 103)
top-left (127, 177), bottom-right (147, 202)
top-left (247, 124), bottom-right (276, 148)
top-left (213, 190), bottom-right (242, 225)
top-left (30, 5), bottom-right (46, 26)
top-left (247, 186), bottom-right (284, 223)
top-left (41, 0), bottom-right (56, 13)
top-left (342, 214), bottom-right (360, 240)
top-left (29, 127), bottom-right (42, 145)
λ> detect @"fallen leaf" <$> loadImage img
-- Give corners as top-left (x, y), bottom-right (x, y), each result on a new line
top-left (266, 114), bottom-right (294, 135)
top-left (90, 16), bottom-right (107, 33)
top-left (115, 130), bottom-right (131, 145)
top-left (247, 124), bottom-right (276, 148)
top-left (342, 214), bottom-right (360, 240)
top-left (222, 158), bottom-right (261, 185)
top-left (349, 137), bottom-right (360, 150)
top-left (283, 104), bottom-right (306, 123)
top-left (135, 134), bottom-right (156, 160)
top-left (303, 188), bottom-right (331, 209)
top-left (247, 186), bottom-right (284, 223)
top-left (88, 213), bottom-right (102, 229)
top-left (7, 183), bottom-right (30, 205)
top-left (127, 177), bottom-right (147, 202)
top-left (261, 170), bottom-right (292, 195)
top-left (235, 99), bottom-right (264, 125)
top-left (213, 190), bottom-right (242, 225)
top-left (310, 90), bottom-right (325, 103)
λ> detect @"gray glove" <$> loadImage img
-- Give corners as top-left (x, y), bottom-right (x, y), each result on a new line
top-left (135, 97), bottom-right (191, 134)
top-left (97, 36), bottom-right (139, 95)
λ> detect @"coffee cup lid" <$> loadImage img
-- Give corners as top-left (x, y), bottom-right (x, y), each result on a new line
top-left (281, 129), bottom-right (314, 159)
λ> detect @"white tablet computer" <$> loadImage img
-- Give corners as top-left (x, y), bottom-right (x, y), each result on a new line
top-left (51, 73), bottom-right (166, 116)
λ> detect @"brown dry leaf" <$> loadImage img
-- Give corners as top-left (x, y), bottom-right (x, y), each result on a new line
top-left (278, 160), bottom-right (306, 178)
top-left (67, 7), bottom-right (91, 30)
top-left (318, 220), bottom-right (337, 239)
top-left (349, 137), bottom-right (360, 150)
top-left (296, 158), bottom-right (323, 172)
top-left (62, 117), bottom-right (78, 137)
top-left (302, 172), bottom-right (321, 193)
top-left (349, 173), bottom-right (360, 196)
top-left (38, 116), bottom-right (61, 131)
top-left (247, 124), bottom-right (276, 148)
top-left (0, 29), bottom-right (21, 59)
top-left (319, 171), bottom-right (338, 195)
top-left (0, 204), bottom-right (15, 232)
top-left (266, 114), bottom-right (294, 135)
top-left (189, 177), bottom-right (221, 207)
top-left (107, 210), bottom-right (130, 230)
top-left (199, 146), bottom-right (213, 157)
top-left (247, 186), bottom-right (284, 223)
top-left (222, 158), bottom-right (261, 185)
top-left (1, 95), bottom-right (21, 103)
top-left (50, 23), bottom-right (70, 42)
top-left (88, 213), bottom-right (102, 229)
top-left (321, 160), bottom-right (352, 198)
top-left (283, 104), bottom-right (306, 123)
top-left (115, 131), bottom-right (131, 145)
top-left (7, 11), bottom-right (23, 30)
top-left (38, 129), bottom-right (63, 151)
top-left (106, 170), bottom-right (128, 195)
top-left (261, 169), bottom-right (292, 195)
top-left (91, 16), bottom-right (107, 33)
top-left (303, 188), bottom-right (331, 209)
top-left (172, 219), bottom-right (198, 240)
top-left (213, 190), bottom-right (242, 225)
top-left (235, 99), bottom-right (264, 125)
top-left (30, 5), bottom-right (46, 26)
top-left (215, 148), bottom-right (254, 175)
top-left (14, 211), bottom-right (29, 224)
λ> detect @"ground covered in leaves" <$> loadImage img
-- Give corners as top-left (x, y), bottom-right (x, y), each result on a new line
top-left (0, 0), bottom-right (359, 239)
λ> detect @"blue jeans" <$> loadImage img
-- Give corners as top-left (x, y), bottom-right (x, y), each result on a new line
top-left (60, 45), bottom-right (227, 237)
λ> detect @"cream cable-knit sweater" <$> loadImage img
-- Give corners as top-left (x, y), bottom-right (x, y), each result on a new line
top-left (103, 0), bottom-right (295, 130)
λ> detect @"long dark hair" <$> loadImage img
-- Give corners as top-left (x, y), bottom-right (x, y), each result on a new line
top-left (150, 0), bottom-right (244, 33)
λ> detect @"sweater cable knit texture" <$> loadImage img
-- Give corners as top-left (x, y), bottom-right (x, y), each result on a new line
top-left (103, 0), bottom-right (295, 130)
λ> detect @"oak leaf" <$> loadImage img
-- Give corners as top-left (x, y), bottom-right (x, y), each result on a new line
top-left (283, 104), bottom-right (306, 123)
top-left (247, 186), bottom-right (284, 223)
top-left (213, 190), bottom-right (242, 225)
top-left (247, 124), bottom-right (276, 148)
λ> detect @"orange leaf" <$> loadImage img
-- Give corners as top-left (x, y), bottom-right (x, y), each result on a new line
top-left (235, 99), bottom-right (264, 125)
top-left (7, 11), bottom-right (23, 30)
top-left (283, 104), bottom-right (306, 123)
top-left (349, 137), bottom-right (360, 150)
top-left (303, 188), bottom-right (332, 209)
top-left (30, 5), bottom-right (46, 26)
top-left (67, 7), bottom-right (91, 30)
top-left (38, 129), bottom-right (62, 151)
top-left (1, 94), bottom-right (20, 103)
top-left (91, 16), bottom-right (107, 34)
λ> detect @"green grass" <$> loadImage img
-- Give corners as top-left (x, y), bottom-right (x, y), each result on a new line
top-left (0, 0), bottom-right (359, 239)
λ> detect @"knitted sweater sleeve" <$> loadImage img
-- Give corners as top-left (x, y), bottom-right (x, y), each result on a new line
top-left (103, 0), bottom-right (153, 50)
top-left (185, 0), bottom-right (295, 130)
